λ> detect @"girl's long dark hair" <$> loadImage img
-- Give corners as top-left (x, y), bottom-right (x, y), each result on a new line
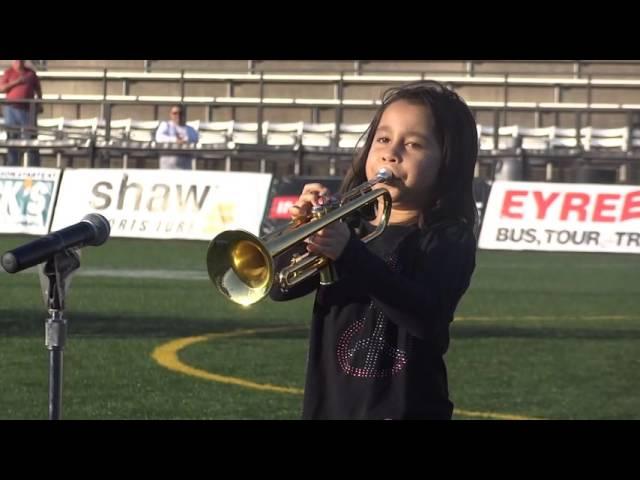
top-left (341, 80), bottom-right (478, 230)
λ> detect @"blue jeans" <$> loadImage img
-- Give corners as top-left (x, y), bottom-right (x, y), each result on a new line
top-left (3, 105), bottom-right (40, 167)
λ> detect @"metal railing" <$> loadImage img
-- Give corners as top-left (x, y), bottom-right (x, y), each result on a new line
top-left (4, 96), bottom-right (640, 141)
top-left (26, 60), bottom-right (640, 77)
top-left (31, 69), bottom-right (640, 106)
top-left (3, 111), bottom-right (640, 183)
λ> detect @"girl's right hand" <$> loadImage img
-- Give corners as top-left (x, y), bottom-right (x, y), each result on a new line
top-left (289, 183), bottom-right (331, 222)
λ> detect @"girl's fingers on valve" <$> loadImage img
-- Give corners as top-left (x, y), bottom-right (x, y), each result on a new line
top-left (290, 189), bottom-right (327, 219)
top-left (302, 183), bottom-right (330, 195)
top-left (301, 184), bottom-right (331, 205)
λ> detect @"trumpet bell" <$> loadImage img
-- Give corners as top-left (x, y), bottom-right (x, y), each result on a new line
top-left (206, 230), bottom-right (275, 306)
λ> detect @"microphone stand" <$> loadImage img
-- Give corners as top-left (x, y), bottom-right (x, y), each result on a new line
top-left (41, 249), bottom-right (80, 420)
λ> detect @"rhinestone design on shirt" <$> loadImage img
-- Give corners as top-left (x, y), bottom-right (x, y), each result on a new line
top-left (336, 252), bottom-right (408, 378)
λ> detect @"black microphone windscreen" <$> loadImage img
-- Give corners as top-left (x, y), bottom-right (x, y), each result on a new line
top-left (82, 213), bottom-right (111, 246)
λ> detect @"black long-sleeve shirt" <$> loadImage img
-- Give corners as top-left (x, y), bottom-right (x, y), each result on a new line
top-left (270, 219), bottom-right (476, 420)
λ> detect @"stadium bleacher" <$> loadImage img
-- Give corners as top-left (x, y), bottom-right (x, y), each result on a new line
top-left (2, 60), bottom-right (640, 181)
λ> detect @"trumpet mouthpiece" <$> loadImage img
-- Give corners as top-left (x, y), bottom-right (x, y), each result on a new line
top-left (376, 168), bottom-right (393, 182)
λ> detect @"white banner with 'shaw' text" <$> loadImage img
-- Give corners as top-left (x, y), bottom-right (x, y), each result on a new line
top-left (51, 169), bottom-right (273, 240)
top-left (478, 181), bottom-right (640, 254)
top-left (0, 167), bottom-right (61, 235)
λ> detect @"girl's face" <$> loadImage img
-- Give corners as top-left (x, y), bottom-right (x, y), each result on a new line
top-left (365, 99), bottom-right (442, 210)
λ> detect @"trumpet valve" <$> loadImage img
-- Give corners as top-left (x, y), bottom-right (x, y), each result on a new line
top-left (311, 205), bottom-right (327, 219)
top-left (312, 194), bottom-right (339, 219)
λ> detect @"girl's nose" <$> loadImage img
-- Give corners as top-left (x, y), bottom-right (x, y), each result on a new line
top-left (381, 152), bottom-right (399, 163)
top-left (381, 142), bottom-right (401, 163)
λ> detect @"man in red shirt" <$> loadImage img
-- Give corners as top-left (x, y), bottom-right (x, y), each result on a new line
top-left (0, 60), bottom-right (43, 166)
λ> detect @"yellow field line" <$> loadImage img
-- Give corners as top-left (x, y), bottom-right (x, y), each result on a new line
top-left (452, 409), bottom-right (539, 420)
top-left (151, 328), bottom-right (305, 395)
top-left (151, 327), bottom-right (542, 420)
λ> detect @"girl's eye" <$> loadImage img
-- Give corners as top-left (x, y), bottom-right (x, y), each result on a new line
top-left (406, 142), bottom-right (423, 149)
top-left (375, 136), bottom-right (390, 143)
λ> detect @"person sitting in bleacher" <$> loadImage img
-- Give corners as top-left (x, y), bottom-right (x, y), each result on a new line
top-left (154, 104), bottom-right (199, 169)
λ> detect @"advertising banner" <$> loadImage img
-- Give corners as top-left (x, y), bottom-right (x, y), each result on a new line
top-left (51, 169), bottom-right (273, 241)
top-left (0, 167), bottom-right (61, 235)
top-left (479, 181), bottom-right (640, 253)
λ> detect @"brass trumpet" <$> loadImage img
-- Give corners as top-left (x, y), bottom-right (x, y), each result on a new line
top-left (206, 168), bottom-right (393, 306)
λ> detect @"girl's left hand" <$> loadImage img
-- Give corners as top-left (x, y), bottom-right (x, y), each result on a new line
top-left (305, 221), bottom-right (351, 260)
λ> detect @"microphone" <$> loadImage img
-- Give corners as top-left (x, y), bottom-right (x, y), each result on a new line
top-left (1, 213), bottom-right (111, 274)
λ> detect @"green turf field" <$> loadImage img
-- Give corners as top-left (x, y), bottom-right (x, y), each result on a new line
top-left (1, 234), bottom-right (639, 420)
